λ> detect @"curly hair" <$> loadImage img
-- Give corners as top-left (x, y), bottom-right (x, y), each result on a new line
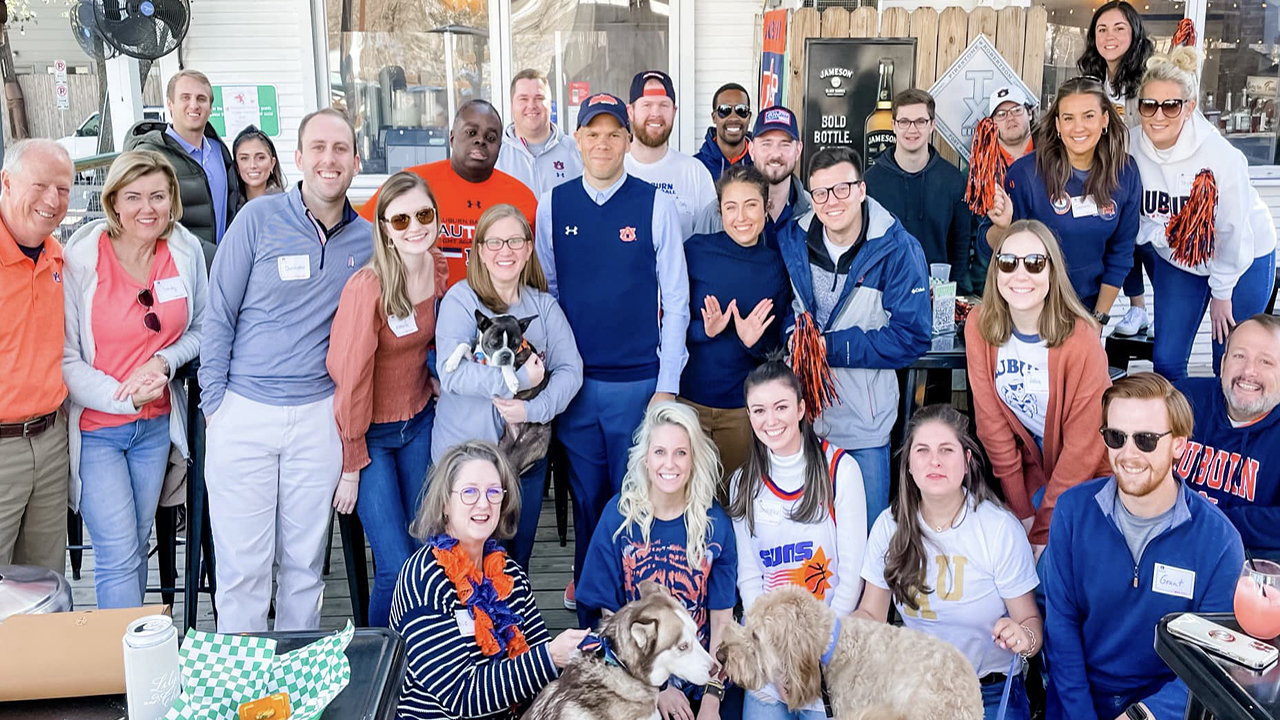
top-left (1077, 1), bottom-right (1154, 100)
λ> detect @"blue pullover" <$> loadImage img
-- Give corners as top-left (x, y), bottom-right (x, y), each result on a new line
top-left (694, 127), bottom-right (752, 182)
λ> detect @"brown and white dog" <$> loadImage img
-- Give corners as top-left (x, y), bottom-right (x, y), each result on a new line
top-left (524, 582), bottom-right (715, 720)
top-left (717, 586), bottom-right (983, 720)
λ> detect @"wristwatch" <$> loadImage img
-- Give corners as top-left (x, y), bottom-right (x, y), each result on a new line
top-left (1125, 703), bottom-right (1149, 720)
top-left (1093, 310), bottom-right (1111, 325)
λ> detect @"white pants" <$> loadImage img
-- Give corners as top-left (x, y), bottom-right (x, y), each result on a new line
top-left (205, 390), bottom-right (340, 632)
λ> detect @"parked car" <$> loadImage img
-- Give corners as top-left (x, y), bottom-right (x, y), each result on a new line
top-left (57, 107), bottom-right (165, 160)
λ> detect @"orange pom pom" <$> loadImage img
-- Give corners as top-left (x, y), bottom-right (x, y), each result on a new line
top-left (965, 117), bottom-right (1006, 216)
top-left (1166, 168), bottom-right (1218, 267)
top-left (789, 312), bottom-right (838, 423)
top-left (1172, 18), bottom-right (1197, 47)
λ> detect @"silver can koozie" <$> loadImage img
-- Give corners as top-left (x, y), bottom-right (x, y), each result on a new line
top-left (123, 614), bottom-right (181, 720)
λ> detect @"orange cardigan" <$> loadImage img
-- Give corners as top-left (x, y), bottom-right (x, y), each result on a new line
top-left (965, 309), bottom-right (1112, 544)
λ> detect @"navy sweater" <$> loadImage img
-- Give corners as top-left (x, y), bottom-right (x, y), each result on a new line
top-left (681, 231), bottom-right (792, 408)
top-left (1003, 153), bottom-right (1142, 306)
top-left (1044, 477), bottom-right (1244, 720)
top-left (1176, 377), bottom-right (1280, 551)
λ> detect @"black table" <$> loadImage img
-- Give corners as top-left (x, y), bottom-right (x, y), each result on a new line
top-left (898, 331), bottom-right (968, 431)
top-left (1156, 612), bottom-right (1280, 720)
top-left (0, 627), bottom-right (406, 720)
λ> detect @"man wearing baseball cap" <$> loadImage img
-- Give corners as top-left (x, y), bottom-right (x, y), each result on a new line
top-left (623, 70), bottom-right (716, 238)
top-left (534, 92), bottom-right (689, 624)
top-left (692, 104), bottom-right (809, 249)
top-left (988, 85), bottom-right (1035, 168)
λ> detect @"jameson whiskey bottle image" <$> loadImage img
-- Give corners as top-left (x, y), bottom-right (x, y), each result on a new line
top-left (864, 59), bottom-right (896, 167)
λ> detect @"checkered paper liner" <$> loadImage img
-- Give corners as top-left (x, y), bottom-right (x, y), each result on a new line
top-left (163, 621), bottom-right (354, 720)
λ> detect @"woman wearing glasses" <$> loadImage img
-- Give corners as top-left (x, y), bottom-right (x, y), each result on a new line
top-left (966, 220), bottom-right (1112, 564)
top-left (433, 203), bottom-right (582, 569)
top-left (986, 75), bottom-right (1142, 328)
top-left (328, 171), bottom-right (450, 627)
top-left (1129, 46), bottom-right (1277, 381)
top-left (391, 439), bottom-right (588, 720)
top-left (62, 149), bottom-right (208, 609)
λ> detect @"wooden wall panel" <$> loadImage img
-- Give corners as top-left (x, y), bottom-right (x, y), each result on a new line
top-left (880, 7), bottom-right (910, 38)
top-left (995, 7), bottom-right (1026, 74)
top-left (789, 7), bottom-right (821, 137)
top-left (909, 8), bottom-right (940, 89)
top-left (850, 7), bottom-right (878, 38)
top-left (967, 7), bottom-right (997, 45)
top-left (1023, 6), bottom-right (1048, 99)
top-left (821, 7), bottom-right (851, 38)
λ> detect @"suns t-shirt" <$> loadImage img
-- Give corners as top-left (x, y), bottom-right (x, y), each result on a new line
top-left (359, 161), bottom-right (537, 288)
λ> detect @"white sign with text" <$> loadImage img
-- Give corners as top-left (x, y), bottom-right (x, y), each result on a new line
top-left (927, 35), bottom-right (1037, 161)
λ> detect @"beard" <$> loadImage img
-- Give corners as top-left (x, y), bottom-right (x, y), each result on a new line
top-left (1114, 455), bottom-right (1173, 498)
top-left (635, 121), bottom-right (673, 148)
top-left (757, 159), bottom-right (794, 185)
top-left (1224, 375), bottom-right (1280, 419)
top-left (998, 123), bottom-right (1031, 148)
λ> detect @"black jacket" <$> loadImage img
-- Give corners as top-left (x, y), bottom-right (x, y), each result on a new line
top-left (123, 121), bottom-right (240, 268)
top-left (864, 146), bottom-right (975, 293)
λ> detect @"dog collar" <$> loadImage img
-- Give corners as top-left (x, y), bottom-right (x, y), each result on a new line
top-left (820, 618), bottom-right (841, 666)
top-left (578, 632), bottom-right (625, 669)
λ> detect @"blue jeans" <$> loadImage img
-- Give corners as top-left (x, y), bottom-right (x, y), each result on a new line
top-left (849, 444), bottom-right (891, 526)
top-left (78, 416), bottom-right (171, 609)
top-left (1153, 251), bottom-right (1276, 382)
top-left (504, 456), bottom-right (548, 571)
top-left (982, 673), bottom-right (1031, 720)
top-left (742, 692), bottom-right (826, 720)
top-left (1120, 242), bottom-right (1157, 298)
top-left (357, 402), bottom-right (434, 627)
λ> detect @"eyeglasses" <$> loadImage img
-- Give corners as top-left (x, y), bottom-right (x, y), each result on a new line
top-left (893, 117), bottom-right (932, 130)
top-left (1099, 428), bottom-right (1173, 452)
top-left (810, 181), bottom-right (860, 205)
top-left (995, 253), bottom-right (1049, 275)
top-left (137, 288), bottom-right (161, 333)
top-left (482, 235), bottom-right (528, 251)
top-left (382, 207), bottom-right (437, 231)
top-left (453, 486), bottom-right (507, 505)
top-left (716, 104), bottom-right (751, 120)
top-left (993, 106), bottom-right (1028, 121)
top-left (1137, 98), bottom-right (1187, 118)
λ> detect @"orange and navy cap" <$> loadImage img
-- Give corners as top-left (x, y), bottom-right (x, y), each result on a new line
top-left (577, 93), bottom-right (631, 131)
top-left (629, 70), bottom-right (676, 104)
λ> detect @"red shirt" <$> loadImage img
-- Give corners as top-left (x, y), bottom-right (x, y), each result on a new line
top-left (0, 218), bottom-right (65, 423)
top-left (80, 234), bottom-right (186, 431)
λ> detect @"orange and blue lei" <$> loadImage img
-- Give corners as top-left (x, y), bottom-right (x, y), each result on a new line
top-left (429, 534), bottom-right (530, 659)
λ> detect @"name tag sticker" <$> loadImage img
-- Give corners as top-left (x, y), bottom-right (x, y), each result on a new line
top-left (1024, 369), bottom-right (1050, 393)
top-left (455, 608), bottom-right (476, 636)
top-left (1153, 563), bottom-right (1196, 599)
top-left (152, 277), bottom-right (188, 303)
top-left (757, 504), bottom-right (786, 526)
top-left (1071, 195), bottom-right (1099, 218)
top-left (388, 313), bottom-right (419, 337)
top-left (277, 254), bottom-right (311, 281)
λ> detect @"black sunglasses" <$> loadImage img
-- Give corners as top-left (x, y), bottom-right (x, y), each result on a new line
top-left (995, 253), bottom-right (1049, 274)
top-left (137, 288), bottom-right (161, 334)
top-left (382, 207), bottom-right (437, 231)
top-left (716, 104), bottom-right (751, 120)
top-left (1137, 98), bottom-right (1187, 118)
top-left (1100, 427), bottom-right (1173, 452)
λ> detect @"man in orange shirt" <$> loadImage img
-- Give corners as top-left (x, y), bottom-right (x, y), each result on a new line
top-left (361, 100), bottom-right (537, 286)
top-left (0, 139), bottom-right (74, 574)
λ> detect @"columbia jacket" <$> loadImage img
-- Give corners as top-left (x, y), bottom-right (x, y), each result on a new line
top-left (494, 122), bottom-right (583, 198)
top-left (693, 127), bottom-right (752, 182)
top-left (776, 199), bottom-right (931, 449)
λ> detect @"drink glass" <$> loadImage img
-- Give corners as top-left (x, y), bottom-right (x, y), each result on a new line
top-left (1235, 560), bottom-right (1280, 640)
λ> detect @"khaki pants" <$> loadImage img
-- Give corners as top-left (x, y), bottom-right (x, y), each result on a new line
top-left (0, 413), bottom-right (70, 574)
top-left (678, 398), bottom-right (753, 505)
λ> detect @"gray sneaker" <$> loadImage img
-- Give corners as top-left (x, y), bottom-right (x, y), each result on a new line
top-left (1113, 306), bottom-right (1149, 337)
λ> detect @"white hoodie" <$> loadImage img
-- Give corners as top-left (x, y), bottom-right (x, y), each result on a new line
top-left (1129, 113), bottom-right (1277, 300)
top-left (494, 121), bottom-right (583, 197)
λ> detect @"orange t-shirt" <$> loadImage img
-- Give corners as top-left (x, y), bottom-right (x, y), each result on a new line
top-left (359, 162), bottom-right (538, 288)
top-left (0, 219), bottom-right (66, 423)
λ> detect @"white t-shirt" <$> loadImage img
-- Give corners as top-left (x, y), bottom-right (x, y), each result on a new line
top-left (861, 498), bottom-right (1039, 677)
top-left (624, 149), bottom-right (717, 239)
top-left (995, 329), bottom-right (1050, 441)
top-left (823, 228), bottom-right (854, 266)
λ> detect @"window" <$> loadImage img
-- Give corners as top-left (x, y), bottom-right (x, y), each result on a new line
top-left (1202, 0), bottom-right (1280, 164)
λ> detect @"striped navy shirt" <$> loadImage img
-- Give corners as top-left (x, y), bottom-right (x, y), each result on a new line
top-left (389, 545), bottom-right (557, 720)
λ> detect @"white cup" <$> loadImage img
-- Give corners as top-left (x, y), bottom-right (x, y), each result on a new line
top-left (930, 263), bottom-right (951, 282)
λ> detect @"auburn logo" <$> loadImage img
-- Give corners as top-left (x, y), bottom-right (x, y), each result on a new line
top-left (619, 226), bottom-right (637, 242)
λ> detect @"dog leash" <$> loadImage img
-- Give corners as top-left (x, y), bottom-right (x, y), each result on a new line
top-left (993, 652), bottom-right (1022, 720)
top-left (819, 618), bottom-right (840, 718)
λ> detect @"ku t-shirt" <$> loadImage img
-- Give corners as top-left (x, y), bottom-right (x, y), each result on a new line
top-left (995, 329), bottom-right (1050, 441)
top-left (625, 150), bottom-right (717, 239)
top-left (861, 498), bottom-right (1039, 677)
top-left (359, 161), bottom-right (537, 288)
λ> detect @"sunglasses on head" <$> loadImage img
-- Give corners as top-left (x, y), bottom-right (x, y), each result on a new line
top-left (995, 253), bottom-right (1049, 274)
top-left (1137, 98), bottom-right (1187, 118)
top-left (1100, 427), bottom-right (1173, 452)
top-left (137, 288), bottom-right (161, 333)
top-left (383, 207), bottom-right (437, 231)
top-left (716, 104), bottom-right (751, 120)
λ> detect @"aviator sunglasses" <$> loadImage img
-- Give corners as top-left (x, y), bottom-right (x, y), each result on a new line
top-left (137, 288), bottom-right (161, 334)
top-left (716, 103), bottom-right (751, 119)
top-left (994, 253), bottom-right (1049, 274)
top-left (1100, 428), bottom-right (1173, 452)
top-left (1137, 98), bottom-right (1187, 118)
top-left (382, 207), bottom-right (437, 231)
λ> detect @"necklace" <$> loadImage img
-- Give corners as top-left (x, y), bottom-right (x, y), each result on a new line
top-left (926, 496), bottom-right (966, 533)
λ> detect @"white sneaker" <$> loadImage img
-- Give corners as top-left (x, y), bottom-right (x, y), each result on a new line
top-left (1113, 306), bottom-right (1149, 337)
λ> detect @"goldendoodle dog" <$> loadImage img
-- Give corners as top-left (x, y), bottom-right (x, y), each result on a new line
top-left (717, 586), bottom-right (983, 720)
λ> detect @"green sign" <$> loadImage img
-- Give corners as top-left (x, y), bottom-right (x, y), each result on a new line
top-left (210, 85), bottom-right (279, 138)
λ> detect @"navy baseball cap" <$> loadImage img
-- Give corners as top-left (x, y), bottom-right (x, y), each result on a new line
top-left (577, 93), bottom-right (631, 131)
top-left (753, 106), bottom-right (799, 139)
top-left (629, 70), bottom-right (676, 103)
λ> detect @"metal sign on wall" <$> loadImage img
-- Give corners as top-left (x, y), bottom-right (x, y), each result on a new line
top-left (802, 38), bottom-right (916, 174)
top-left (928, 34), bottom-right (1036, 161)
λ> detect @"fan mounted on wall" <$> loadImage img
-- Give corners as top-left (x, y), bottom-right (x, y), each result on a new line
top-left (93, 0), bottom-right (190, 61)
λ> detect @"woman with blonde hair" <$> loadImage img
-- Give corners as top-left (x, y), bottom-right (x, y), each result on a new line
top-left (390, 439), bottom-right (587, 720)
top-left (1129, 45), bottom-right (1277, 381)
top-left (327, 170), bottom-right (449, 627)
top-left (965, 219), bottom-right (1112, 562)
top-left (433, 202), bottom-right (582, 570)
top-left (578, 401), bottom-right (737, 720)
top-left (62, 149), bottom-right (208, 608)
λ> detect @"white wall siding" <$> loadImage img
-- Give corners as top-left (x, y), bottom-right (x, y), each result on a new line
top-left (693, 0), bottom-right (759, 150)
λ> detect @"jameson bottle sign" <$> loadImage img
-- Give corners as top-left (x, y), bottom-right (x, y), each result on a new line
top-left (802, 38), bottom-right (917, 174)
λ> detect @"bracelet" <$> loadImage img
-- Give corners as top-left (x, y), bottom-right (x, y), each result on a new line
top-left (154, 354), bottom-right (171, 379)
top-left (703, 680), bottom-right (725, 699)
top-left (1019, 623), bottom-right (1037, 658)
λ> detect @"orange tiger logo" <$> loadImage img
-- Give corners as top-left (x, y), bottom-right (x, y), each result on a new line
top-left (620, 226), bottom-right (638, 243)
